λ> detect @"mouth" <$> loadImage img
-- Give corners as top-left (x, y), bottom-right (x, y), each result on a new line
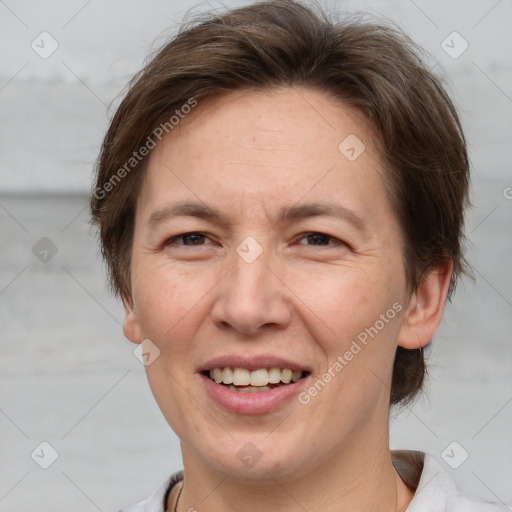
top-left (201, 367), bottom-right (311, 394)
top-left (198, 356), bottom-right (312, 414)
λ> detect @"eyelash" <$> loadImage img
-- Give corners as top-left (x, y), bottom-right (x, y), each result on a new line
top-left (164, 232), bottom-right (345, 248)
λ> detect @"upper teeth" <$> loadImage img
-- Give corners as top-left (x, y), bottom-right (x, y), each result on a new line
top-left (209, 368), bottom-right (303, 386)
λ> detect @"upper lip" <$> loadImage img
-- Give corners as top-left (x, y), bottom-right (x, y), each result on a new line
top-left (198, 355), bottom-right (312, 373)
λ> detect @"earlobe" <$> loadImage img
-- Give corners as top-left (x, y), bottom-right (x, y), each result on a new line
top-left (397, 259), bottom-right (453, 350)
top-left (122, 295), bottom-right (142, 345)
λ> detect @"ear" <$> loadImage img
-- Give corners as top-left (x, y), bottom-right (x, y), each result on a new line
top-left (397, 258), bottom-right (453, 350)
top-left (122, 293), bottom-right (142, 345)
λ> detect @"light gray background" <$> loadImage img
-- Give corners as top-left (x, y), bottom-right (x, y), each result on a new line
top-left (1, 0), bottom-right (511, 510)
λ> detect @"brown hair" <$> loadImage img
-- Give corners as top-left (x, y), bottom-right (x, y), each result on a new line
top-left (90, 0), bottom-right (471, 407)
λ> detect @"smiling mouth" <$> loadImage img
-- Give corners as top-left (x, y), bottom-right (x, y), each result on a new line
top-left (202, 367), bottom-right (310, 393)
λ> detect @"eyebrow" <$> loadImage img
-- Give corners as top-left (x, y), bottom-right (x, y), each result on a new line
top-left (147, 200), bottom-right (366, 232)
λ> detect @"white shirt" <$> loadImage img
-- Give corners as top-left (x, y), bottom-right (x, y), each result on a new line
top-left (119, 450), bottom-right (510, 512)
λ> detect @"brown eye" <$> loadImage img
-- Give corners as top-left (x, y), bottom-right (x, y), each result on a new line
top-left (165, 232), bottom-right (211, 246)
top-left (297, 232), bottom-right (343, 247)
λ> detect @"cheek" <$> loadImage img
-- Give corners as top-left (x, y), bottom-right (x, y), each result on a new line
top-left (131, 260), bottom-right (205, 346)
top-left (291, 263), bottom-right (402, 343)
top-left (294, 265), bottom-right (404, 402)
top-left (131, 262), bottom-right (212, 435)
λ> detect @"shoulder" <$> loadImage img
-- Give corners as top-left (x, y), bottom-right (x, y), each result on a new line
top-left (118, 470), bottom-right (184, 512)
top-left (392, 450), bottom-right (510, 512)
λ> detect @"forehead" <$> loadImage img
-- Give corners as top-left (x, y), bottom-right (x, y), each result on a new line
top-left (138, 87), bottom-right (388, 224)
top-left (159, 87), bottom-right (377, 161)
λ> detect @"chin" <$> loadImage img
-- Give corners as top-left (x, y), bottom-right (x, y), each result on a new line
top-left (191, 432), bottom-right (312, 481)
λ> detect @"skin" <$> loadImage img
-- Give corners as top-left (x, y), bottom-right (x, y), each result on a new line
top-left (123, 87), bottom-right (452, 511)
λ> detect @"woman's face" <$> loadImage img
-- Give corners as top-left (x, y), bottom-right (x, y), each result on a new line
top-left (125, 87), bottom-right (413, 479)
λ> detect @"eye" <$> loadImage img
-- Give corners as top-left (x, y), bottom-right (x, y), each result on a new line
top-left (164, 231), bottom-right (346, 249)
top-left (164, 232), bottom-right (212, 247)
top-left (296, 232), bottom-right (344, 247)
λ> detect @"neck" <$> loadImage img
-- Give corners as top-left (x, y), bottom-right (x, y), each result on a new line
top-left (171, 423), bottom-right (414, 512)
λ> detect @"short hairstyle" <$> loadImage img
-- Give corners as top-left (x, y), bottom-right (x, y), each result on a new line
top-left (90, 0), bottom-right (471, 407)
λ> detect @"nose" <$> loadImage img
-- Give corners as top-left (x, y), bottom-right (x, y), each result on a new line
top-left (211, 244), bottom-right (292, 337)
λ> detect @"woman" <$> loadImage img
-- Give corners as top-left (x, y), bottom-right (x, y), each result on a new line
top-left (90, 1), bottom-right (508, 510)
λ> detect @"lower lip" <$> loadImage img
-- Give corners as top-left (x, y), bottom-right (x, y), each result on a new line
top-left (200, 373), bottom-right (308, 415)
